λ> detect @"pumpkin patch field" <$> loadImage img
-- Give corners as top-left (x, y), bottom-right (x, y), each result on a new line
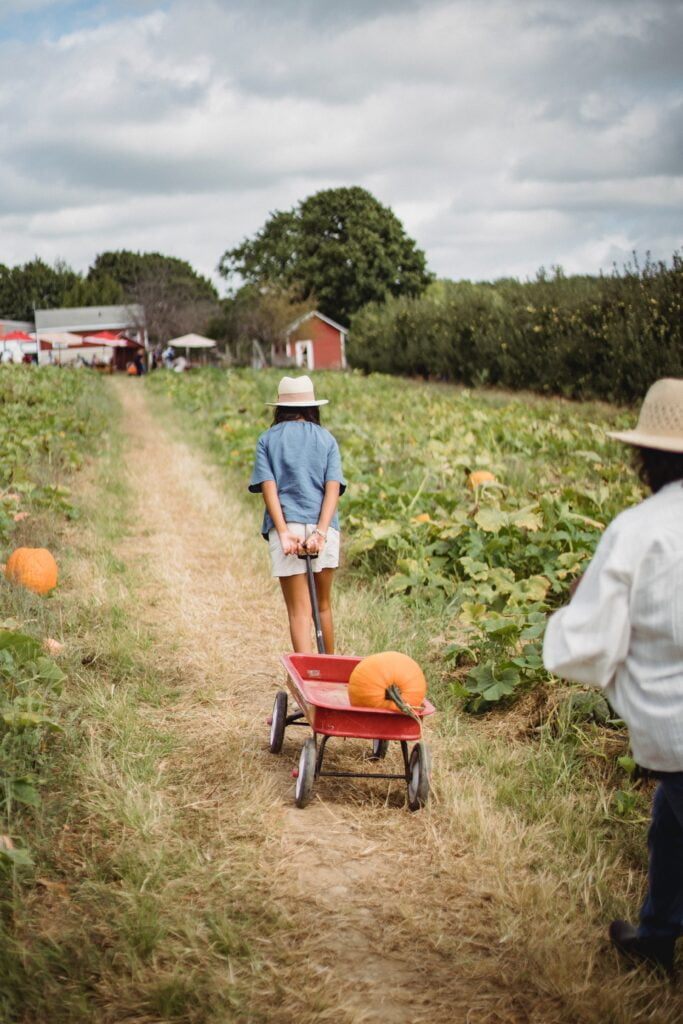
top-left (0, 364), bottom-right (101, 550)
top-left (5, 367), bottom-right (683, 1024)
top-left (145, 367), bottom-right (639, 710)
top-left (0, 365), bottom-right (110, 868)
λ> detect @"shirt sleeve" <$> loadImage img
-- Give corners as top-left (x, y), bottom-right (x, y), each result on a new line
top-left (542, 521), bottom-right (632, 689)
top-left (248, 435), bottom-right (273, 493)
top-left (325, 437), bottom-right (346, 495)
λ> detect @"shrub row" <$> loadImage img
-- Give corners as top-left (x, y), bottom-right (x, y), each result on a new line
top-left (347, 253), bottom-right (683, 403)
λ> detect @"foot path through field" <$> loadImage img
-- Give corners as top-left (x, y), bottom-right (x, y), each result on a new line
top-left (106, 378), bottom-right (673, 1024)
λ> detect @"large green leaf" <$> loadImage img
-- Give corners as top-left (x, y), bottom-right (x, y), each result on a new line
top-left (0, 844), bottom-right (33, 867)
top-left (0, 631), bottom-right (42, 661)
top-left (473, 508), bottom-right (507, 533)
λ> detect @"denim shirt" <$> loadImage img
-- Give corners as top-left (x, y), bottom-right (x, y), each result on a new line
top-left (249, 421), bottom-right (346, 538)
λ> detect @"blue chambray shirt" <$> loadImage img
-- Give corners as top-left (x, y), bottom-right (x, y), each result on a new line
top-left (248, 421), bottom-right (346, 538)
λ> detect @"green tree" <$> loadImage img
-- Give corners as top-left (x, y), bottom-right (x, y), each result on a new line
top-left (0, 258), bottom-right (81, 320)
top-left (88, 251), bottom-right (217, 303)
top-left (219, 186), bottom-right (432, 324)
top-left (207, 283), bottom-right (315, 365)
top-left (61, 274), bottom-right (125, 308)
top-left (88, 251), bottom-right (220, 345)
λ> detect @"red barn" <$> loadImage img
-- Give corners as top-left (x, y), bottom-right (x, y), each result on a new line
top-left (275, 311), bottom-right (347, 370)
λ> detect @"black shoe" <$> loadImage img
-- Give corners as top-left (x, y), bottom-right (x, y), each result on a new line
top-left (609, 919), bottom-right (676, 977)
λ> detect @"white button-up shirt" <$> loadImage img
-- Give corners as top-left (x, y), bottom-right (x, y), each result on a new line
top-left (543, 480), bottom-right (683, 771)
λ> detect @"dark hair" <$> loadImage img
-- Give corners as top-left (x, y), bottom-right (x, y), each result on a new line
top-left (272, 406), bottom-right (321, 425)
top-left (634, 446), bottom-right (683, 493)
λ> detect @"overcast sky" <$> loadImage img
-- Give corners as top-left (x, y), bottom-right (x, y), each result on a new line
top-left (1, 0), bottom-right (681, 293)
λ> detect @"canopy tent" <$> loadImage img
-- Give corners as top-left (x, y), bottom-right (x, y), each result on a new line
top-left (81, 330), bottom-right (138, 348)
top-left (1, 329), bottom-right (37, 360)
top-left (164, 333), bottom-right (217, 367)
top-left (166, 333), bottom-right (217, 350)
top-left (36, 330), bottom-right (113, 367)
top-left (37, 331), bottom-right (84, 349)
top-left (3, 330), bottom-right (34, 341)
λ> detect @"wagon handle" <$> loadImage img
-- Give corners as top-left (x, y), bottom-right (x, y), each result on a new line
top-left (298, 550), bottom-right (326, 654)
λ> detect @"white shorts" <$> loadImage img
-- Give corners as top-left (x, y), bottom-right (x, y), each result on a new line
top-left (268, 524), bottom-right (340, 578)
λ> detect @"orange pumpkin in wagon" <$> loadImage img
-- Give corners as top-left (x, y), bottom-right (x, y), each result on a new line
top-left (348, 650), bottom-right (427, 713)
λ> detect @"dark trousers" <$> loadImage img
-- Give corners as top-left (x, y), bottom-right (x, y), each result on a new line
top-left (639, 773), bottom-right (683, 939)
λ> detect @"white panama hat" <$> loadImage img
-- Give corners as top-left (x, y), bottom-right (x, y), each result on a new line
top-left (266, 374), bottom-right (329, 407)
top-left (606, 378), bottom-right (683, 453)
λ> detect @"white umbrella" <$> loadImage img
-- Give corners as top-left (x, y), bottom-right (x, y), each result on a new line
top-left (165, 333), bottom-right (217, 364)
top-left (37, 331), bottom-right (87, 365)
top-left (166, 333), bottom-right (217, 349)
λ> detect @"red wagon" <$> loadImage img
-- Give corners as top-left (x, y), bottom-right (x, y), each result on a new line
top-left (270, 651), bottom-right (436, 810)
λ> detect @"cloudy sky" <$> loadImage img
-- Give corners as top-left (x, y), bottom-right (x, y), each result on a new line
top-left (1, 0), bottom-right (681, 292)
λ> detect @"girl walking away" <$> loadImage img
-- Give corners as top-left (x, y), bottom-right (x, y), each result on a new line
top-left (543, 378), bottom-right (683, 978)
top-left (249, 375), bottom-right (346, 654)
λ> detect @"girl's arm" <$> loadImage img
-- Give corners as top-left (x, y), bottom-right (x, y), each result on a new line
top-left (261, 480), bottom-right (302, 555)
top-left (304, 480), bottom-right (341, 554)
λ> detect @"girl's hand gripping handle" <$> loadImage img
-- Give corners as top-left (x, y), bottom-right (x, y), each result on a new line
top-left (278, 529), bottom-right (304, 556)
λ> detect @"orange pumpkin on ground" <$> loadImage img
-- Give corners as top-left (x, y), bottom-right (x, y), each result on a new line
top-left (467, 470), bottom-right (496, 490)
top-left (348, 651), bottom-right (427, 713)
top-left (5, 547), bottom-right (58, 595)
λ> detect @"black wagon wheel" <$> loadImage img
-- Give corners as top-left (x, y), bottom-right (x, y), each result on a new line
top-left (269, 691), bottom-right (288, 754)
top-left (295, 737), bottom-right (317, 808)
top-left (369, 739), bottom-right (389, 760)
top-left (407, 741), bottom-right (431, 811)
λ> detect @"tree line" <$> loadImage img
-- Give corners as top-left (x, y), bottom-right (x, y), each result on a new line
top-left (0, 251), bottom-right (219, 348)
top-left (0, 187), bottom-right (430, 354)
top-left (2, 186), bottom-right (681, 404)
top-left (347, 254), bottom-right (683, 404)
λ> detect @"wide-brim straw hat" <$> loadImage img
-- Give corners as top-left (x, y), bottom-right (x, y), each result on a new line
top-left (606, 378), bottom-right (683, 453)
top-left (266, 374), bottom-right (328, 407)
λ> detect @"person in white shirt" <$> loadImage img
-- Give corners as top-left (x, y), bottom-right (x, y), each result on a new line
top-left (543, 377), bottom-right (683, 977)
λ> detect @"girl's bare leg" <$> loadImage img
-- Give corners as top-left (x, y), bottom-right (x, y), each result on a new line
top-left (314, 568), bottom-right (335, 654)
top-left (279, 568), bottom-right (336, 653)
top-left (279, 574), bottom-right (314, 652)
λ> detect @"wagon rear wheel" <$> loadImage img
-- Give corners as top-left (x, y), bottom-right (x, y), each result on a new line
top-left (295, 737), bottom-right (317, 808)
top-left (407, 741), bottom-right (430, 811)
top-left (269, 691), bottom-right (288, 753)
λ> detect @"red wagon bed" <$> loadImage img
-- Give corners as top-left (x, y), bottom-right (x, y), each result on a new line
top-left (269, 652), bottom-right (435, 810)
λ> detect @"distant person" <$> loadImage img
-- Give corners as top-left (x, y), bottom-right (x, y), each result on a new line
top-left (173, 355), bottom-right (187, 373)
top-left (162, 344), bottom-right (175, 368)
top-left (248, 375), bottom-right (345, 653)
top-left (543, 378), bottom-right (683, 977)
top-left (134, 349), bottom-right (146, 375)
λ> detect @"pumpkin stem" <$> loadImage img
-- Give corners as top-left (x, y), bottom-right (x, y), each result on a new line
top-left (384, 684), bottom-right (422, 726)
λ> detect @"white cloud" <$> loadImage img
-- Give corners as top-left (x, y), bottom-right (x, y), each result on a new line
top-left (0, 0), bottom-right (681, 290)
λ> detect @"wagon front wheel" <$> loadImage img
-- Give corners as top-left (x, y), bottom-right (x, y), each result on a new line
top-left (269, 691), bottom-right (288, 754)
top-left (295, 737), bottom-right (317, 808)
top-left (407, 741), bottom-right (430, 811)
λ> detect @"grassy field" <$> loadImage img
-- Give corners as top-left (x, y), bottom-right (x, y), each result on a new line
top-left (144, 366), bottom-right (641, 708)
top-left (2, 366), bottom-right (682, 1023)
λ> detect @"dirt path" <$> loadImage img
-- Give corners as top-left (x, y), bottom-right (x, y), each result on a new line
top-left (106, 378), bottom-right (640, 1024)
top-left (109, 377), bottom-right (497, 1023)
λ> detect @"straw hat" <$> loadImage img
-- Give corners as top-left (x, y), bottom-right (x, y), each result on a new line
top-left (266, 374), bottom-right (328, 407)
top-left (607, 378), bottom-right (683, 453)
